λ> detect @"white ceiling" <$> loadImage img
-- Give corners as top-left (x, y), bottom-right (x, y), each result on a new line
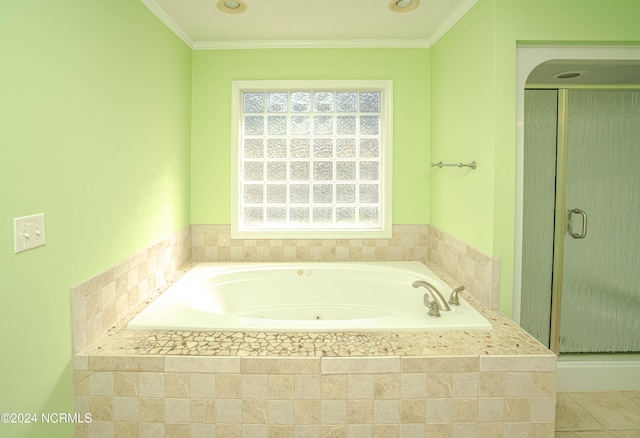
top-left (141, 0), bottom-right (479, 49)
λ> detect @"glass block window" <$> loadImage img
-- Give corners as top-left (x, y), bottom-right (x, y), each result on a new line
top-left (231, 80), bottom-right (393, 239)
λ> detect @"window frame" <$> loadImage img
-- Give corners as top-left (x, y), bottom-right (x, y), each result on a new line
top-left (230, 79), bottom-right (393, 239)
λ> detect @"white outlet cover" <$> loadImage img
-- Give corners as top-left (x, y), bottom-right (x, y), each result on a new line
top-left (14, 213), bottom-right (46, 254)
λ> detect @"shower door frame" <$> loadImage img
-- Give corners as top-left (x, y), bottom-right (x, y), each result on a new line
top-left (529, 86), bottom-right (640, 354)
top-left (549, 89), bottom-right (569, 354)
top-left (514, 46), bottom-right (640, 350)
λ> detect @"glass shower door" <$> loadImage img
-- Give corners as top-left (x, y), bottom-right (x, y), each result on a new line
top-left (559, 90), bottom-right (640, 354)
top-left (521, 89), bottom-right (558, 347)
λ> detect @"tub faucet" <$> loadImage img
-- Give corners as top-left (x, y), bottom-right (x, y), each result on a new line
top-left (448, 285), bottom-right (465, 306)
top-left (412, 280), bottom-right (451, 312)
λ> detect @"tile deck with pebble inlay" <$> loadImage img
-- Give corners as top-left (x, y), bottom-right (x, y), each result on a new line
top-left (80, 263), bottom-right (550, 359)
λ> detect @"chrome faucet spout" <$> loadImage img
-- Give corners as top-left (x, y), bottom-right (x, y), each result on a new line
top-left (412, 280), bottom-right (451, 312)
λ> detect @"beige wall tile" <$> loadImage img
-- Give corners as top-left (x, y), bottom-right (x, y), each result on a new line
top-left (243, 399), bottom-right (268, 424)
top-left (242, 424), bottom-right (268, 438)
top-left (216, 373), bottom-right (242, 398)
top-left (479, 372), bottom-right (505, 397)
top-left (243, 357), bottom-right (320, 374)
top-left (426, 373), bottom-right (453, 398)
top-left (268, 400), bottom-right (294, 425)
top-left (321, 400), bottom-right (347, 424)
top-left (190, 399), bottom-right (216, 423)
top-left (346, 399), bottom-right (373, 423)
top-left (89, 355), bottom-right (164, 372)
top-left (139, 372), bottom-right (164, 398)
top-left (75, 372), bottom-right (89, 396)
top-left (216, 399), bottom-right (242, 423)
top-left (452, 398), bottom-right (478, 422)
top-left (503, 422), bottom-right (529, 438)
top-left (114, 421), bottom-right (138, 438)
top-left (425, 398), bottom-right (452, 423)
top-left (295, 400), bottom-right (321, 424)
top-left (347, 375), bottom-right (374, 399)
top-left (139, 422), bottom-right (164, 438)
top-left (113, 372), bottom-right (138, 397)
top-left (88, 372), bottom-right (113, 396)
top-left (139, 398), bottom-right (164, 422)
top-left (190, 373), bottom-right (216, 399)
top-left (402, 356), bottom-right (479, 373)
top-left (165, 397), bottom-right (190, 423)
top-left (529, 422), bottom-right (555, 438)
top-left (243, 374), bottom-right (269, 399)
top-left (191, 424), bottom-right (216, 438)
top-left (505, 372), bottom-right (531, 397)
top-left (373, 400), bottom-right (400, 424)
top-left (346, 425), bottom-right (372, 438)
top-left (321, 375), bottom-right (348, 400)
top-left (400, 373), bottom-right (426, 399)
top-left (87, 421), bottom-right (114, 437)
top-left (295, 425), bottom-right (321, 438)
top-left (322, 357), bottom-right (400, 374)
top-left (372, 424), bottom-right (398, 437)
top-left (477, 422), bottom-right (504, 438)
top-left (374, 374), bottom-right (400, 399)
top-left (531, 372), bottom-right (556, 397)
top-left (425, 423), bottom-right (451, 437)
top-left (164, 372), bottom-right (190, 398)
top-left (88, 396), bottom-right (113, 421)
top-left (295, 375), bottom-right (321, 400)
top-left (400, 399), bottom-right (425, 423)
top-left (529, 397), bottom-right (556, 423)
top-left (320, 425), bottom-right (347, 438)
top-left (452, 422), bottom-right (477, 438)
top-left (452, 372), bottom-right (479, 397)
top-left (268, 374), bottom-right (294, 399)
top-left (505, 397), bottom-right (531, 422)
top-left (165, 423), bottom-right (190, 438)
top-left (113, 397), bottom-right (139, 422)
top-left (479, 397), bottom-right (504, 422)
top-left (216, 423), bottom-right (242, 438)
top-left (165, 355), bottom-right (240, 373)
top-left (399, 424), bottom-right (424, 438)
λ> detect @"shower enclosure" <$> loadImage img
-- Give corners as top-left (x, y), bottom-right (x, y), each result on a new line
top-left (521, 88), bottom-right (640, 355)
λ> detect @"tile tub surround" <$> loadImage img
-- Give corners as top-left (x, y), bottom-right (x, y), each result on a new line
top-left (74, 265), bottom-right (556, 437)
top-left (191, 224), bottom-right (499, 309)
top-left (191, 224), bottom-right (430, 265)
top-left (71, 227), bottom-right (191, 353)
top-left (429, 226), bottom-right (501, 310)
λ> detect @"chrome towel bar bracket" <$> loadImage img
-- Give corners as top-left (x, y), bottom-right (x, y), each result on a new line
top-left (430, 161), bottom-right (476, 170)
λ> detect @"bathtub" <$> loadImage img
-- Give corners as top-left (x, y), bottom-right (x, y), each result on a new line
top-left (127, 261), bottom-right (492, 332)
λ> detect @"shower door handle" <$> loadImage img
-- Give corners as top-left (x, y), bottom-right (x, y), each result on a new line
top-left (568, 208), bottom-right (588, 239)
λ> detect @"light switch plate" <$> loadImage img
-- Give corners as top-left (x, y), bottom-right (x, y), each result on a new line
top-left (14, 213), bottom-right (46, 254)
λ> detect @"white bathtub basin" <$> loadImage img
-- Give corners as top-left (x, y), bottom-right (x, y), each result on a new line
top-left (127, 261), bottom-right (492, 332)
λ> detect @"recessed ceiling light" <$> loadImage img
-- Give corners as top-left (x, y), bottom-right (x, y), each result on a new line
top-left (389, 0), bottom-right (420, 13)
top-left (552, 70), bottom-right (586, 80)
top-left (217, 0), bottom-right (247, 14)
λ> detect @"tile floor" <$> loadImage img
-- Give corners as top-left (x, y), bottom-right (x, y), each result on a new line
top-left (556, 391), bottom-right (640, 437)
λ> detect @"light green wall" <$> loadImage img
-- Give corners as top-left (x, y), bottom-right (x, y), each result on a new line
top-left (430, 0), bottom-right (497, 252)
top-left (431, 0), bottom-right (640, 315)
top-left (0, 1), bottom-right (191, 436)
top-left (191, 49), bottom-right (430, 225)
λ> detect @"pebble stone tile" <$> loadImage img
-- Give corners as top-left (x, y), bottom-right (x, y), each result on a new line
top-left (81, 263), bottom-right (550, 359)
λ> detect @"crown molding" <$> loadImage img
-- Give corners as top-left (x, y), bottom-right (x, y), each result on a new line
top-left (429, 0), bottom-right (479, 46)
top-left (140, 0), bottom-right (194, 48)
top-left (192, 39), bottom-right (430, 50)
